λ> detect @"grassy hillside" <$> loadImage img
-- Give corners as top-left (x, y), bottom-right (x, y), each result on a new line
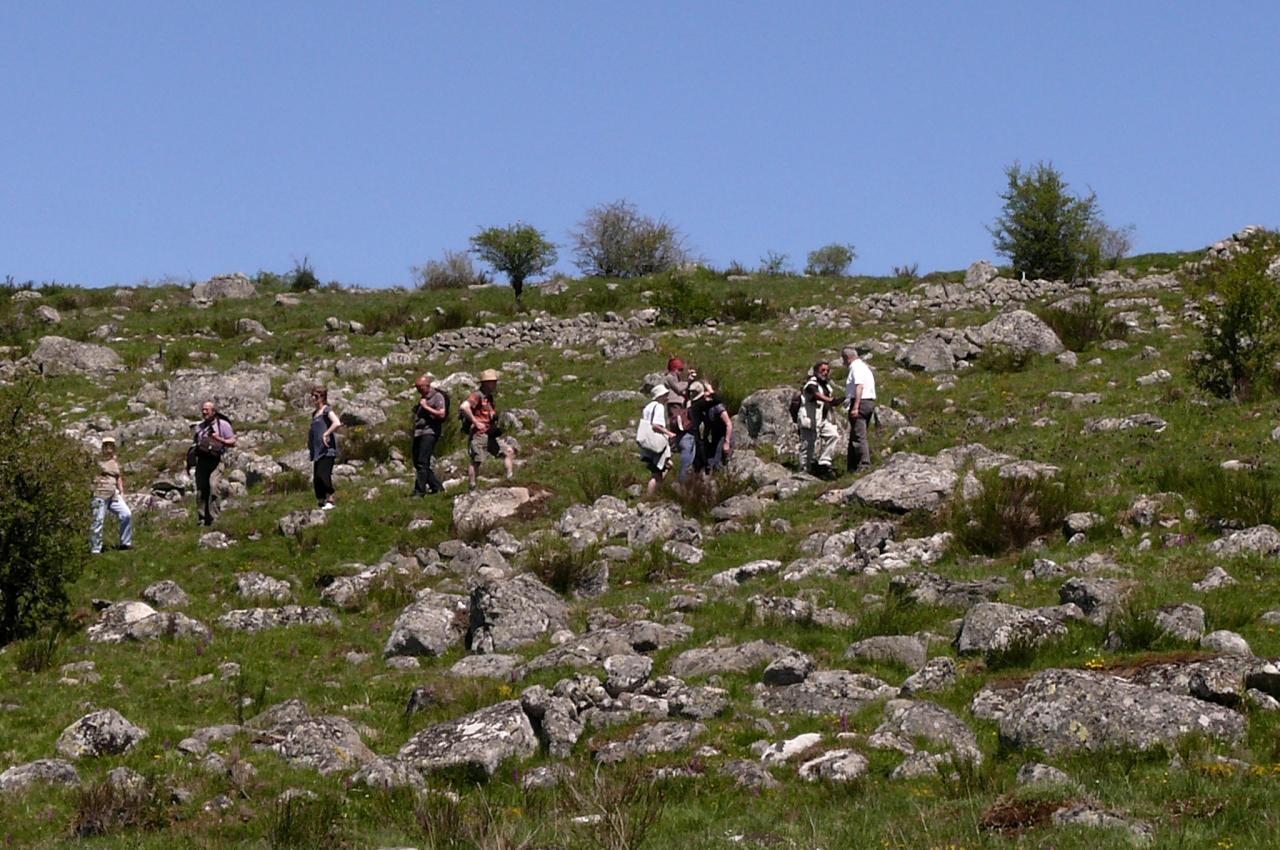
top-left (3, 246), bottom-right (1280, 849)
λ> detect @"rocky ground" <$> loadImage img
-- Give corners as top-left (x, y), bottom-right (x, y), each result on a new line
top-left (3, 231), bottom-right (1280, 848)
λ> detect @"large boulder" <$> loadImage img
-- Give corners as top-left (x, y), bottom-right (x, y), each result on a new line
top-left (29, 336), bottom-right (124, 377)
top-left (398, 700), bottom-right (538, 776)
top-left (668, 640), bottom-right (801, 678)
top-left (998, 668), bottom-right (1246, 753)
top-left (384, 592), bottom-right (469, 658)
top-left (468, 574), bottom-right (569, 654)
top-left (1208, 525), bottom-right (1280, 558)
top-left (974, 309), bottom-right (1064, 355)
top-left (733, 386), bottom-right (847, 457)
top-left (55, 709), bottom-right (147, 759)
top-left (166, 367), bottom-right (275, 422)
top-left (191, 273), bottom-right (256, 305)
top-left (453, 487), bottom-right (532, 535)
top-left (0, 759), bottom-right (80, 792)
top-left (956, 602), bottom-right (1080, 655)
top-left (897, 333), bottom-right (958, 372)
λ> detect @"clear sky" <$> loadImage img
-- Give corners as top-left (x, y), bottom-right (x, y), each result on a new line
top-left (3, 1), bottom-right (1277, 287)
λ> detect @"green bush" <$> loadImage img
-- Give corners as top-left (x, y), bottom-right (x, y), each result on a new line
top-left (989, 161), bottom-right (1102, 281)
top-left (470, 222), bottom-right (558, 299)
top-left (949, 467), bottom-right (1076, 556)
top-left (1189, 229), bottom-right (1280, 400)
top-left (522, 537), bottom-right (600, 594)
top-left (0, 383), bottom-right (92, 646)
top-left (650, 274), bottom-right (775, 327)
top-left (1035, 296), bottom-right (1130, 352)
top-left (288, 257), bottom-right (321, 292)
top-left (758, 251), bottom-right (791, 276)
top-left (341, 424), bottom-right (399, 464)
top-left (975, 343), bottom-right (1034, 373)
top-left (805, 242), bottom-right (857, 277)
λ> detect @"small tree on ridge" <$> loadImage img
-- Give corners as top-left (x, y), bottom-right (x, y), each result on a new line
top-left (989, 161), bottom-right (1101, 281)
top-left (470, 223), bottom-right (558, 299)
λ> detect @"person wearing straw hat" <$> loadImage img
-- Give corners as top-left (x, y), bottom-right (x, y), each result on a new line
top-left (636, 384), bottom-right (677, 496)
top-left (460, 368), bottom-right (515, 491)
top-left (90, 436), bottom-right (132, 553)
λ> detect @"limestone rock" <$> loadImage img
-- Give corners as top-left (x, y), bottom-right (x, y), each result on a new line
top-left (191, 273), bottom-right (256, 304)
top-left (845, 635), bottom-right (927, 670)
top-left (1155, 603), bottom-right (1205, 642)
top-left (797, 749), bottom-right (868, 782)
top-left (468, 574), bottom-right (569, 654)
top-left (0, 759), bottom-right (80, 792)
top-left (234, 572), bottom-right (292, 603)
top-left (56, 709), bottom-right (147, 759)
top-left (384, 592), bottom-right (469, 658)
top-left (1208, 525), bottom-right (1280, 558)
top-left (593, 720), bottom-right (706, 764)
top-left (974, 309), bottom-right (1064, 355)
top-left (668, 640), bottom-right (798, 678)
top-left (216, 606), bottom-right (339, 633)
top-left (1200, 630), bottom-right (1252, 656)
top-left (955, 602), bottom-right (1077, 655)
top-left (900, 657), bottom-right (957, 697)
top-left (29, 336), bottom-right (124, 377)
top-left (452, 487), bottom-right (532, 535)
top-left (398, 701), bottom-right (538, 776)
top-left (754, 670), bottom-right (897, 716)
top-left (142, 580), bottom-right (189, 609)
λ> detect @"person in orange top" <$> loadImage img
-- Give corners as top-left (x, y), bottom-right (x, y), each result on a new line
top-left (459, 369), bottom-right (515, 491)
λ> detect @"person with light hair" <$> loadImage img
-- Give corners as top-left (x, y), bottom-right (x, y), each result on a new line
top-left (841, 345), bottom-right (877, 472)
top-left (411, 374), bottom-right (447, 496)
top-left (90, 436), bottom-right (132, 553)
top-left (191, 400), bottom-right (236, 525)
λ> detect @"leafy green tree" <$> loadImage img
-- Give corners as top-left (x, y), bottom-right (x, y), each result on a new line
top-left (570, 200), bottom-right (689, 279)
top-left (470, 223), bottom-right (558, 299)
top-left (989, 161), bottom-right (1101, 281)
top-left (0, 382), bottom-right (91, 646)
top-left (1190, 229), bottom-right (1280, 400)
top-left (805, 243), bottom-right (857, 277)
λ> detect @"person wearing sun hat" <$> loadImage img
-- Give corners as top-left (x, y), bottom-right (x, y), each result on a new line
top-left (460, 368), bottom-right (515, 491)
top-left (90, 435), bottom-right (132, 553)
top-left (636, 384), bottom-right (677, 496)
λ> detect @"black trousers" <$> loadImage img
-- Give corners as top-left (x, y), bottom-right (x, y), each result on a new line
top-left (313, 456), bottom-right (335, 504)
top-left (412, 431), bottom-right (444, 494)
top-left (195, 453), bottom-right (221, 524)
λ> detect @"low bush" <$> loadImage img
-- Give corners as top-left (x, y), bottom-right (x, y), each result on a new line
top-left (523, 537), bottom-right (600, 594)
top-left (1107, 603), bottom-right (1170, 652)
top-left (650, 273), bottom-right (776, 327)
top-left (949, 468), bottom-right (1076, 556)
top-left (720, 291), bottom-right (777, 324)
top-left (427, 303), bottom-right (475, 333)
top-left (264, 468), bottom-right (311, 496)
top-left (71, 775), bottom-right (172, 837)
top-left (758, 251), bottom-right (791, 276)
top-left (288, 257), bottom-right (322, 292)
top-left (805, 242), bottom-right (857, 277)
top-left (1035, 296), bottom-right (1129, 352)
top-left (671, 470), bottom-right (753, 519)
top-left (975, 343), bottom-right (1034, 373)
top-left (571, 451), bottom-right (639, 504)
top-left (341, 425), bottom-right (398, 464)
top-left (412, 250), bottom-right (490, 290)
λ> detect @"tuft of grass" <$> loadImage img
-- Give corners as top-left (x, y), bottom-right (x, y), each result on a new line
top-left (1151, 460), bottom-right (1280, 529)
top-left (268, 793), bottom-right (344, 849)
top-left (949, 468), bottom-right (1076, 556)
top-left (670, 470), bottom-right (754, 519)
top-left (571, 451), bottom-right (639, 504)
top-left (523, 537), bottom-right (600, 595)
top-left (14, 621), bottom-right (67, 673)
top-left (341, 425), bottom-right (398, 464)
top-left (71, 775), bottom-right (172, 838)
top-left (264, 468), bottom-right (311, 496)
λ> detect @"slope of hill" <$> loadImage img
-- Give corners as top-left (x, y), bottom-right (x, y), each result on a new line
top-left (2, 233), bottom-right (1279, 849)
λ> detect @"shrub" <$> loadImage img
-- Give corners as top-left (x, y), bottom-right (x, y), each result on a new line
top-left (571, 199), bottom-right (690, 278)
top-left (470, 222), bottom-right (558, 299)
top-left (892, 262), bottom-right (920, 281)
top-left (71, 775), bottom-right (171, 837)
top-left (1188, 229), bottom-right (1280, 400)
top-left (671, 470), bottom-right (753, 519)
top-left (1035, 296), bottom-right (1130, 352)
top-left (0, 383), bottom-right (91, 646)
top-left (720, 291), bottom-right (777, 324)
top-left (522, 537), bottom-right (600, 595)
top-left (989, 161), bottom-right (1102, 281)
top-left (975, 343), bottom-right (1034, 373)
top-left (649, 272), bottom-right (718, 326)
top-left (288, 257), bottom-right (321, 292)
top-left (579, 282), bottom-right (626, 315)
top-left (758, 251), bottom-right (791, 276)
top-left (341, 424), bottom-right (398, 464)
top-left (412, 250), bottom-right (490, 290)
top-left (949, 468), bottom-right (1076, 556)
top-left (1108, 603), bottom-right (1171, 652)
top-left (805, 242), bottom-right (857, 276)
top-left (1153, 461), bottom-right (1280, 529)
top-left (428, 303), bottom-right (475, 333)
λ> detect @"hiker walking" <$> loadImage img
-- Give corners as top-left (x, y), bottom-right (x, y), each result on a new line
top-left (637, 385), bottom-right (677, 496)
top-left (841, 346), bottom-right (877, 472)
top-left (460, 369), bottom-right (515, 491)
top-left (411, 374), bottom-right (447, 496)
top-left (90, 435), bottom-right (132, 553)
top-left (798, 361), bottom-right (840, 479)
top-left (191, 400), bottom-right (236, 526)
top-left (308, 386), bottom-right (342, 510)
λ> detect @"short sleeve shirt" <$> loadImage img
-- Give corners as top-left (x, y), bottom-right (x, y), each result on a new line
top-left (847, 359), bottom-right (877, 401)
top-left (94, 458), bottom-right (121, 498)
top-left (466, 391), bottom-right (497, 434)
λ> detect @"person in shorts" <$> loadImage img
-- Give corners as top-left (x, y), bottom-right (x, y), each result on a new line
top-left (460, 369), bottom-right (515, 491)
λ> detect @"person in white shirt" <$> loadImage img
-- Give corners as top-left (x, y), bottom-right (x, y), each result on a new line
top-left (636, 385), bottom-right (677, 496)
top-left (841, 346), bottom-right (877, 472)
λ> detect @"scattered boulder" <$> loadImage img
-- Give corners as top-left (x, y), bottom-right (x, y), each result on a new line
top-left (874, 701), bottom-right (981, 763)
top-left (900, 657), bottom-right (957, 697)
top-left (955, 602), bottom-right (1078, 655)
top-left (974, 309), bottom-right (1064, 355)
top-left (593, 720), bottom-right (706, 764)
top-left (1154, 604), bottom-right (1205, 642)
top-left (191, 273), bottom-right (256, 304)
top-left (384, 592), bottom-right (469, 658)
top-left (142, 580), bottom-right (189, 609)
top-left (1193, 566), bottom-right (1238, 592)
top-left (707, 559), bottom-right (783, 588)
top-left (166, 367), bottom-right (275, 422)
top-left (1201, 630), bottom-right (1252, 656)
top-left (1208, 525), bottom-right (1280, 558)
top-left (234, 572), bottom-right (292, 603)
top-left (754, 670), bottom-right (897, 716)
top-left (452, 487), bottom-right (532, 535)
top-left (56, 709), bottom-right (147, 759)
top-left (216, 606), bottom-right (338, 633)
top-left (845, 636), bottom-right (927, 670)
top-left (0, 759), bottom-right (80, 792)
top-left (277, 509), bottom-right (328, 539)
top-left (669, 641), bottom-right (799, 679)
top-left (29, 336), bottom-right (124, 377)
top-left (797, 749), bottom-right (868, 782)
top-left (468, 574), bottom-right (570, 654)
top-left (398, 701), bottom-right (538, 776)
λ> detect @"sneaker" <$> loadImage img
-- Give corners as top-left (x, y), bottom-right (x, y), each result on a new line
top-left (321, 502), bottom-right (335, 511)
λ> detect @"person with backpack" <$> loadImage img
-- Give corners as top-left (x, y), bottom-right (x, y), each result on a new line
top-left (636, 385), bottom-right (677, 496)
top-left (308, 386), bottom-right (343, 510)
top-left (411, 374), bottom-right (447, 496)
top-left (191, 400), bottom-right (236, 526)
top-left (460, 369), bottom-right (515, 492)
top-left (90, 435), bottom-right (132, 553)
top-left (841, 345), bottom-right (877, 472)
top-left (797, 361), bottom-right (840, 479)
top-left (662, 357), bottom-right (697, 482)
top-left (693, 381), bottom-right (734, 472)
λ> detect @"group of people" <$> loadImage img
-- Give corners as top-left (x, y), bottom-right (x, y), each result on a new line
top-left (636, 348), bottom-right (877, 491)
top-left (88, 351), bottom-right (875, 552)
top-left (636, 357), bottom-right (736, 495)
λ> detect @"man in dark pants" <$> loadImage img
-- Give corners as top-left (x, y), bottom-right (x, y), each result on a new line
top-left (412, 374), bottom-right (446, 496)
top-left (841, 346), bottom-right (877, 472)
top-left (192, 401), bottom-right (236, 525)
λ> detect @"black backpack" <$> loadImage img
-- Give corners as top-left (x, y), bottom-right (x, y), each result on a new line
top-left (437, 388), bottom-right (451, 421)
top-left (788, 391), bottom-right (803, 423)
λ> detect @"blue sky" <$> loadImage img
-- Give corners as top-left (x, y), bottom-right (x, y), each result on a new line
top-left (2, 1), bottom-right (1277, 287)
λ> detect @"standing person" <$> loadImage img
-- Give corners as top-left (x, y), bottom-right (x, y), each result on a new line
top-left (663, 357), bottom-right (697, 482)
top-left (636, 385), bottom-right (677, 496)
top-left (308, 386), bottom-right (342, 510)
top-left (411, 374), bottom-right (447, 496)
top-left (696, 382), bottom-right (734, 472)
top-left (192, 400), bottom-right (236, 526)
top-left (797, 361), bottom-right (840, 479)
top-left (841, 346), bottom-right (878, 472)
top-left (460, 369), bottom-right (515, 492)
top-left (90, 436), bottom-right (132, 554)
